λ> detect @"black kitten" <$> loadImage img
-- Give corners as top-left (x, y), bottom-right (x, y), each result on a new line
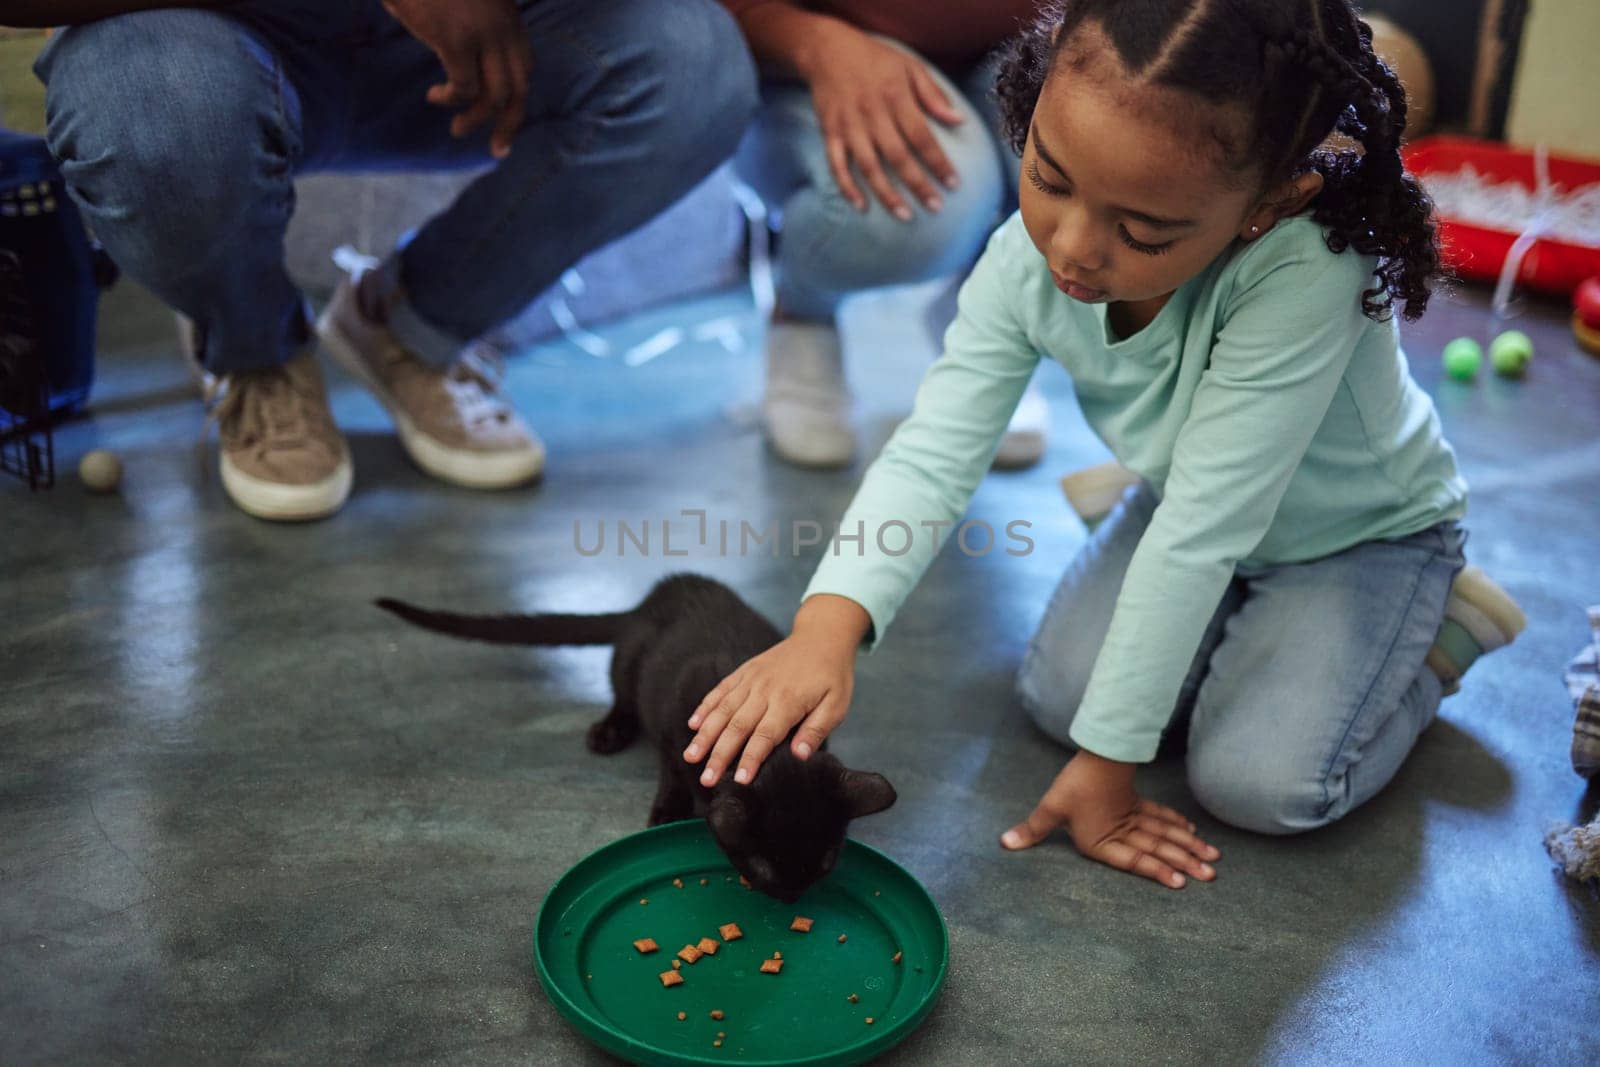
top-left (375, 573), bottom-right (895, 902)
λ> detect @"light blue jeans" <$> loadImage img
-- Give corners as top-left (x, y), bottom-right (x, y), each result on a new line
top-left (733, 47), bottom-right (1016, 322)
top-left (1016, 483), bottom-right (1467, 835)
top-left (34, 0), bottom-right (756, 374)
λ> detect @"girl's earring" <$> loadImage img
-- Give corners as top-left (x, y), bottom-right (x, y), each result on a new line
top-left (1250, 225), bottom-right (1260, 235)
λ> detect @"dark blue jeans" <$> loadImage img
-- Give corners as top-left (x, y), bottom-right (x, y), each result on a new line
top-left (35, 0), bottom-right (757, 373)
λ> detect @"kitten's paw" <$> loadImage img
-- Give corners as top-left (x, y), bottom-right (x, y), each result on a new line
top-left (586, 717), bottom-right (638, 754)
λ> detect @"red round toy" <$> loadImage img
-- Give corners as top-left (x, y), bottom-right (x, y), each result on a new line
top-left (1574, 276), bottom-right (1600, 357)
top-left (1576, 276), bottom-right (1600, 328)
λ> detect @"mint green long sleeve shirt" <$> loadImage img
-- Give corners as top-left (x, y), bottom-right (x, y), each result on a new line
top-left (803, 212), bottom-right (1468, 763)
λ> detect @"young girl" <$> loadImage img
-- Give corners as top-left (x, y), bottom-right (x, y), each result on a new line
top-left (683, 0), bottom-right (1526, 889)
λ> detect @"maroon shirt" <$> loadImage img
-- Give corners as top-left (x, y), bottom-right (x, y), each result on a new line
top-left (723, 0), bottom-right (1043, 67)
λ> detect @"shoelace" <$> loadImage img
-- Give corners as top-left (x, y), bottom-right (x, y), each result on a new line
top-left (446, 343), bottom-right (514, 425)
top-left (378, 336), bottom-right (514, 428)
top-left (205, 361), bottom-right (327, 454)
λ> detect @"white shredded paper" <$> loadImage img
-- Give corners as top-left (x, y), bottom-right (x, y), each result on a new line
top-left (1422, 164), bottom-right (1600, 248)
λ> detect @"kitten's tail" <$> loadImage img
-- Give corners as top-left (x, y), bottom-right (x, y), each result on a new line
top-left (374, 598), bottom-right (629, 646)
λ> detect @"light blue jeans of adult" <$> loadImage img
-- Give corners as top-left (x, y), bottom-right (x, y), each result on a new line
top-left (34, 0), bottom-right (757, 374)
top-left (733, 46), bottom-right (1017, 322)
top-left (1016, 483), bottom-right (1467, 835)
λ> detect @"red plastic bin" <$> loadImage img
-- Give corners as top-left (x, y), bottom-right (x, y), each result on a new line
top-left (1402, 135), bottom-right (1600, 297)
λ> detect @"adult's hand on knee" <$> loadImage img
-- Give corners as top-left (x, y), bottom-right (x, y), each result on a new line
top-left (1001, 751), bottom-right (1222, 890)
top-left (384, 0), bottom-right (531, 158)
top-left (796, 23), bottom-right (964, 220)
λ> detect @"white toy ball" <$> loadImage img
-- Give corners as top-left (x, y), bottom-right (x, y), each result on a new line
top-left (78, 449), bottom-right (123, 493)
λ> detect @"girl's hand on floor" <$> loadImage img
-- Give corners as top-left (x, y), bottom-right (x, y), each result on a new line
top-left (683, 595), bottom-right (870, 788)
top-left (1001, 750), bottom-right (1221, 889)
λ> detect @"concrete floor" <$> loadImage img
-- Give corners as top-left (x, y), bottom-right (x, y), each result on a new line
top-left (3, 275), bottom-right (1598, 1065)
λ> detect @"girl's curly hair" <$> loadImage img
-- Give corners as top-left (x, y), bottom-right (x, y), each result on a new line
top-left (995, 0), bottom-right (1440, 321)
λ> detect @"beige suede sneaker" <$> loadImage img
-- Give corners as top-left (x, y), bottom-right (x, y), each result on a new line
top-left (316, 277), bottom-right (544, 490)
top-left (211, 351), bottom-right (352, 521)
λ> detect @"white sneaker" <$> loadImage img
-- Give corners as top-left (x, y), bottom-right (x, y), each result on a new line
top-left (317, 275), bottom-right (544, 490)
top-left (762, 320), bottom-right (856, 469)
top-left (993, 382), bottom-right (1050, 470)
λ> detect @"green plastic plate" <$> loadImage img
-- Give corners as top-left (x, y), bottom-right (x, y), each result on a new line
top-left (534, 821), bottom-right (948, 1066)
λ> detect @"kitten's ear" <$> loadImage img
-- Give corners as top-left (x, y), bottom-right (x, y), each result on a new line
top-left (839, 770), bottom-right (897, 819)
top-left (707, 793), bottom-right (749, 845)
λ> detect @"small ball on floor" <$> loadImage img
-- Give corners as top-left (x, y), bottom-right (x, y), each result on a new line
top-left (1489, 330), bottom-right (1533, 377)
top-left (78, 449), bottom-right (122, 493)
top-left (1442, 337), bottom-right (1482, 381)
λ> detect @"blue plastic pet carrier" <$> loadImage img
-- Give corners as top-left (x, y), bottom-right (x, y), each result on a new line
top-left (0, 128), bottom-right (114, 488)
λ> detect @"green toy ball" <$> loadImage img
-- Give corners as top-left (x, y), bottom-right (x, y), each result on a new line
top-left (1489, 329), bottom-right (1533, 377)
top-left (1442, 337), bottom-right (1482, 381)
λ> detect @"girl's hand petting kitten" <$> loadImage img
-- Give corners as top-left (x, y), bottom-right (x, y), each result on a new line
top-left (1001, 751), bottom-right (1221, 889)
top-left (684, 594), bottom-right (870, 787)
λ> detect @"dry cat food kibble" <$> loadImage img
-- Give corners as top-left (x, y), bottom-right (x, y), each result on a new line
top-left (673, 878), bottom-right (683, 888)
top-left (837, 935), bottom-right (847, 944)
top-left (671, 959), bottom-right (682, 970)
top-left (700, 878), bottom-right (709, 886)
top-left (718, 923), bottom-right (743, 941)
top-left (639, 898), bottom-right (649, 906)
top-left (739, 875), bottom-right (751, 888)
top-left (772, 951), bottom-right (781, 960)
top-left (892, 951), bottom-right (903, 965)
top-left (709, 1010), bottom-right (725, 1020)
top-left (714, 1040), bottom-right (723, 1048)
top-left (677, 945), bottom-right (703, 964)
top-left (659, 971), bottom-right (684, 988)
top-left (847, 994), bottom-right (859, 1004)
top-left (865, 1017), bottom-right (875, 1026)
top-left (697, 937), bottom-right (720, 955)
top-left (717, 1031), bottom-right (726, 1038)
top-left (790, 916), bottom-right (814, 933)
top-left (677, 1012), bottom-right (687, 1021)
top-left (633, 938), bottom-right (659, 954)
top-left (760, 959), bottom-right (783, 975)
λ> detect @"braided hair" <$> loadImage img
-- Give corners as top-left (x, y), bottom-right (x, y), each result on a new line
top-left (996, 0), bottom-right (1439, 320)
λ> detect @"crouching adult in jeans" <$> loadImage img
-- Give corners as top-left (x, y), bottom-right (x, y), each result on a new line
top-left (21, 0), bottom-right (756, 520)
